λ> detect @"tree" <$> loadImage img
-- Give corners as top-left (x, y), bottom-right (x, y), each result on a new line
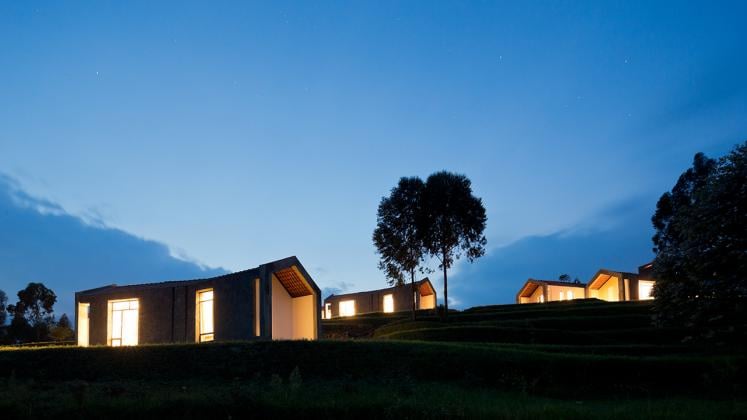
top-left (50, 313), bottom-right (74, 341)
top-left (558, 274), bottom-right (571, 282)
top-left (651, 142), bottom-right (747, 340)
top-left (7, 282), bottom-right (57, 342)
top-left (420, 171), bottom-right (487, 319)
top-left (373, 177), bottom-right (426, 319)
top-left (0, 289), bottom-right (7, 326)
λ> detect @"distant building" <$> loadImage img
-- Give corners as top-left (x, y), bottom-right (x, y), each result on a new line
top-left (516, 262), bottom-right (656, 304)
top-left (586, 263), bottom-right (656, 302)
top-left (516, 279), bottom-right (586, 304)
top-left (75, 256), bottom-right (321, 346)
top-left (323, 278), bottom-right (437, 318)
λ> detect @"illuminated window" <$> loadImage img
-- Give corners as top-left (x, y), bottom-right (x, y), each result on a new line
top-left (567, 290), bottom-right (574, 300)
top-left (197, 289), bottom-right (214, 342)
top-left (108, 299), bottom-right (138, 346)
top-left (383, 294), bottom-right (394, 313)
top-left (559, 291), bottom-right (565, 301)
top-left (539, 294), bottom-right (544, 303)
top-left (325, 303), bottom-right (331, 319)
top-left (638, 281), bottom-right (655, 300)
top-left (339, 300), bottom-right (356, 317)
top-left (77, 303), bottom-right (90, 347)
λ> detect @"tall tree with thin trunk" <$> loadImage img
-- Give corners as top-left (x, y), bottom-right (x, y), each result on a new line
top-left (420, 171), bottom-right (486, 320)
top-left (373, 177), bottom-right (426, 319)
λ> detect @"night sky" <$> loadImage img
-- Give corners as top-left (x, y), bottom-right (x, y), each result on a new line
top-left (1, 1), bottom-right (745, 317)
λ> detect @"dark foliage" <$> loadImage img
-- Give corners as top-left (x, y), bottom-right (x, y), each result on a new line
top-left (420, 171), bottom-right (487, 318)
top-left (0, 289), bottom-right (6, 326)
top-left (6, 282), bottom-right (57, 342)
top-left (0, 340), bottom-right (744, 400)
top-left (50, 313), bottom-right (75, 341)
top-left (373, 177), bottom-right (426, 318)
top-left (651, 142), bottom-right (747, 341)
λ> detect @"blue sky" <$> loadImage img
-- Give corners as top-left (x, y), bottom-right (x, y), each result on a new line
top-left (1, 1), bottom-right (745, 317)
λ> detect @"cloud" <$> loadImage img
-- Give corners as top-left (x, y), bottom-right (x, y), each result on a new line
top-left (447, 195), bottom-right (657, 308)
top-left (320, 281), bottom-right (354, 300)
top-left (0, 173), bottom-right (227, 321)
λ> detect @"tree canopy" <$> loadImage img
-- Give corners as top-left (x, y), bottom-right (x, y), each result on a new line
top-left (420, 171), bottom-right (487, 318)
top-left (373, 177), bottom-right (426, 318)
top-left (7, 282), bottom-right (57, 342)
top-left (652, 141), bottom-right (747, 340)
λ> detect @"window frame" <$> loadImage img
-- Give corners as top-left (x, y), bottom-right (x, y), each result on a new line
top-left (196, 288), bottom-right (215, 343)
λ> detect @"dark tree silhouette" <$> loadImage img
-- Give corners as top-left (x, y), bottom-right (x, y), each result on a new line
top-left (7, 282), bottom-right (57, 342)
top-left (50, 313), bottom-right (74, 341)
top-left (559, 274), bottom-right (572, 282)
top-left (652, 141), bottom-right (747, 340)
top-left (0, 289), bottom-right (7, 326)
top-left (420, 171), bottom-right (487, 319)
top-left (373, 177), bottom-right (426, 319)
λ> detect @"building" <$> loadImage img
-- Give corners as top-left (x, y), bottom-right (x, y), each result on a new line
top-left (515, 279), bottom-right (586, 304)
top-left (586, 262), bottom-right (656, 302)
top-left (323, 278), bottom-right (437, 318)
top-left (516, 262), bottom-right (656, 304)
top-left (75, 256), bottom-right (321, 346)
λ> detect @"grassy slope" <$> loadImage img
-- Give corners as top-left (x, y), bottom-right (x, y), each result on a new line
top-left (2, 299), bottom-right (745, 418)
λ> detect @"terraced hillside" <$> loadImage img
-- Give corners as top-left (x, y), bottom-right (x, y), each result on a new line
top-left (323, 299), bottom-right (707, 353)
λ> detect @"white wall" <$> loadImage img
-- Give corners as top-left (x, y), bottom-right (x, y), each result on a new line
top-left (419, 294), bottom-right (435, 309)
top-left (292, 295), bottom-right (315, 339)
top-left (597, 277), bottom-right (620, 302)
top-left (272, 274), bottom-right (317, 340)
top-left (271, 275), bottom-right (294, 340)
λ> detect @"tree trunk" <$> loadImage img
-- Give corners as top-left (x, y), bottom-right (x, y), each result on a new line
top-left (443, 250), bottom-right (449, 321)
top-left (411, 269), bottom-right (416, 320)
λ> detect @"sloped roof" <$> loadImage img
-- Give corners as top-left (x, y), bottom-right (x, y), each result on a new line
top-left (76, 256), bottom-right (317, 297)
top-left (516, 278), bottom-right (586, 299)
top-left (324, 278), bottom-right (435, 302)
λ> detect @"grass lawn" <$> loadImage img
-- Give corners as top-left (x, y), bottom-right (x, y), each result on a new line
top-left (2, 300), bottom-right (744, 418)
top-left (2, 376), bottom-right (745, 419)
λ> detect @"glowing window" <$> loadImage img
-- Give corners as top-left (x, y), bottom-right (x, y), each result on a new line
top-left (197, 289), bottom-right (214, 342)
top-left (339, 300), bottom-right (356, 317)
top-left (539, 294), bottom-right (544, 303)
top-left (638, 281), bottom-right (655, 300)
top-left (325, 303), bottom-right (332, 319)
top-left (77, 303), bottom-right (90, 347)
top-left (383, 294), bottom-right (394, 313)
top-left (108, 299), bottom-right (138, 346)
top-left (559, 291), bottom-right (565, 301)
top-left (567, 290), bottom-right (574, 300)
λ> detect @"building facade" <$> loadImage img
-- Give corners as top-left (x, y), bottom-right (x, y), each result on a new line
top-left (323, 278), bottom-right (437, 318)
top-left (516, 263), bottom-right (656, 304)
top-left (75, 256), bottom-right (321, 346)
top-left (516, 279), bottom-right (586, 304)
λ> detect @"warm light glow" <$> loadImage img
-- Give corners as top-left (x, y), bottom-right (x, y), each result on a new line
top-left (559, 291), bottom-right (565, 301)
top-left (197, 289), bottom-right (214, 342)
top-left (638, 280), bottom-right (655, 300)
top-left (539, 295), bottom-right (544, 303)
top-left (325, 303), bottom-right (331, 319)
top-left (77, 303), bottom-right (90, 347)
top-left (109, 299), bottom-right (138, 346)
top-left (567, 290), bottom-right (574, 300)
top-left (383, 294), bottom-right (394, 313)
top-left (339, 300), bottom-right (356, 317)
